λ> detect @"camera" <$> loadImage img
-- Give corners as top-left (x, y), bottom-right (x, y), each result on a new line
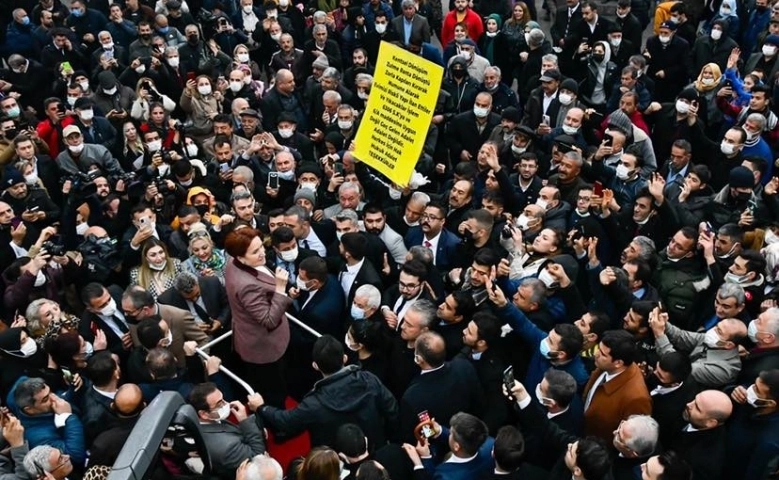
top-left (159, 148), bottom-right (173, 163)
top-left (78, 234), bottom-right (121, 282)
top-left (42, 241), bottom-right (66, 256)
top-left (501, 224), bottom-right (515, 239)
top-left (153, 176), bottom-right (169, 192)
top-left (62, 170), bottom-right (100, 197)
top-left (110, 172), bottom-right (136, 183)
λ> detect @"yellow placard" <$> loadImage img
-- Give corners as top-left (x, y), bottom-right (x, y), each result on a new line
top-left (353, 42), bottom-right (444, 187)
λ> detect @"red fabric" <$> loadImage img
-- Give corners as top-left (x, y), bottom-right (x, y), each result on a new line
top-left (441, 9), bottom-right (484, 46)
top-left (265, 397), bottom-right (311, 474)
top-left (36, 115), bottom-right (75, 159)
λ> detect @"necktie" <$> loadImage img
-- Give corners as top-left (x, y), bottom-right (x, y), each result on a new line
top-left (192, 300), bottom-right (210, 324)
top-left (394, 298), bottom-right (407, 315)
top-left (584, 372), bottom-right (607, 411)
top-left (565, 9), bottom-right (573, 37)
top-left (113, 316), bottom-right (129, 334)
top-left (423, 240), bottom-right (432, 249)
top-left (303, 239), bottom-right (311, 249)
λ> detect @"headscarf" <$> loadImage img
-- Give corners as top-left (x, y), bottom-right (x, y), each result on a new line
top-left (694, 63), bottom-right (723, 92)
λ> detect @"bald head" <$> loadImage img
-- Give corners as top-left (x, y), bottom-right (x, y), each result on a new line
top-left (719, 318), bottom-right (748, 344)
top-left (415, 331), bottom-right (446, 368)
top-left (697, 390), bottom-right (733, 425)
top-left (84, 226), bottom-right (108, 238)
top-left (113, 384), bottom-right (144, 416)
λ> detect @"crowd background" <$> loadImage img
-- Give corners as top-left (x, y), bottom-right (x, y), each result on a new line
top-left (0, 0), bottom-right (778, 479)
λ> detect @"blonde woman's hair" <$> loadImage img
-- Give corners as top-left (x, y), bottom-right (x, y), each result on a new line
top-left (138, 238), bottom-right (176, 288)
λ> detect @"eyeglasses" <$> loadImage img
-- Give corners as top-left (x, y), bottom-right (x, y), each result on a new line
top-left (398, 281), bottom-right (420, 291)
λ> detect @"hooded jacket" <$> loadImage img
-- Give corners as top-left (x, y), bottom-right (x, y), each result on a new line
top-left (6, 376), bottom-right (86, 467)
top-left (258, 365), bottom-right (399, 448)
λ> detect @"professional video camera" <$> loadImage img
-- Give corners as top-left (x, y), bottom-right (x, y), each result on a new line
top-left (78, 234), bottom-right (122, 282)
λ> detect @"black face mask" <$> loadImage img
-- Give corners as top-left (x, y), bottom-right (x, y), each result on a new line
top-left (5, 128), bottom-right (18, 140)
top-left (452, 69), bottom-right (465, 79)
top-left (140, 33), bottom-right (152, 41)
top-left (187, 34), bottom-right (199, 44)
top-left (734, 191), bottom-right (751, 202)
top-left (757, 5), bottom-right (768, 12)
top-left (194, 204), bottom-right (209, 217)
top-left (592, 53), bottom-right (605, 63)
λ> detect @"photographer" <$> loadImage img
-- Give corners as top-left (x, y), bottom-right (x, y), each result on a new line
top-left (2, 241), bottom-right (82, 321)
top-left (1, 170), bottom-right (60, 234)
top-left (130, 77), bottom-right (177, 122)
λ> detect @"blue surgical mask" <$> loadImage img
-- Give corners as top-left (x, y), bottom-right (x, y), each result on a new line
top-left (158, 26), bottom-right (170, 34)
top-left (21, 16), bottom-right (30, 25)
top-left (350, 304), bottom-right (365, 320)
top-left (70, 9), bottom-right (83, 17)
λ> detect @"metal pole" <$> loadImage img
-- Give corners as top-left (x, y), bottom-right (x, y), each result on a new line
top-left (199, 329), bottom-right (233, 351)
top-left (195, 348), bottom-right (255, 395)
top-left (285, 312), bottom-right (322, 338)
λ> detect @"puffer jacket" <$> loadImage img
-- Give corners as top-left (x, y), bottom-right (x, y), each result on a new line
top-left (258, 365), bottom-right (399, 448)
top-left (6, 377), bottom-right (86, 467)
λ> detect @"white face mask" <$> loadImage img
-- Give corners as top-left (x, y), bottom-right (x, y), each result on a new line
top-left (535, 198), bottom-right (548, 210)
top-left (558, 93), bottom-right (573, 105)
top-left (214, 403), bottom-right (231, 420)
top-left (25, 173), bottom-right (38, 185)
top-left (135, 65), bottom-right (146, 74)
top-left (675, 100), bottom-right (690, 114)
top-left (280, 246), bottom-right (298, 262)
top-left (486, 31), bottom-right (497, 37)
top-left (610, 37), bottom-right (622, 47)
top-left (79, 80), bottom-right (90, 91)
top-left (720, 142), bottom-right (736, 155)
top-left (79, 108), bottom-right (94, 121)
top-left (763, 45), bottom-right (777, 57)
top-left (76, 222), bottom-right (89, 235)
top-left (473, 106), bottom-right (489, 118)
top-left (703, 329), bottom-right (723, 348)
top-left (103, 42), bottom-right (114, 50)
top-left (147, 139), bottom-right (162, 152)
top-left (149, 259), bottom-right (168, 271)
top-left (186, 144), bottom-right (199, 157)
top-left (535, 384), bottom-right (552, 406)
top-left (345, 333), bottom-right (360, 351)
top-left (375, 23), bottom-right (387, 34)
top-left (237, 53), bottom-right (250, 63)
top-left (271, 33), bottom-right (282, 41)
top-left (460, 50), bottom-right (472, 61)
top-left (562, 125), bottom-right (579, 135)
top-left (69, 143), bottom-right (85, 154)
top-left (18, 338), bottom-right (38, 357)
top-left (198, 85), bottom-right (212, 96)
top-left (511, 144), bottom-right (527, 155)
top-left (615, 164), bottom-right (632, 180)
top-left (701, 78), bottom-right (715, 86)
top-left (277, 170), bottom-right (295, 181)
top-left (34, 270), bottom-right (47, 287)
top-left (659, 34), bottom-right (671, 44)
top-left (338, 120), bottom-right (353, 130)
top-left (103, 86), bottom-right (117, 95)
top-left (746, 384), bottom-right (768, 407)
top-left (300, 181), bottom-right (317, 191)
top-left (388, 187), bottom-right (402, 200)
top-left (67, 96), bottom-right (79, 106)
top-left (168, 57), bottom-right (180, 68)
top-left (100, 298), bottom-right (118, 317)
top-left (710, 29), bottom-right (722, 40)
top-left (516, 214), bottom-right (531, 230)
top-left (230, 81), bottom-right (243, 92)
top-left (243, 5), bottom-right (253, 13)
top-left (357, 91), bottom-right (369, 100)
top-left (296, 277), bottom-right (310, 291)
top-left (278, 128), bottom-right (294, 138)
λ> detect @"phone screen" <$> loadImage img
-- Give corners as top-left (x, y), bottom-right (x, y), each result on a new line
top-left (268, 172), bottom-right (280, 189)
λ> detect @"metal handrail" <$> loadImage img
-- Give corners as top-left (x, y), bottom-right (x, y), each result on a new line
top-left (194, 312), bottom-right (322, 395)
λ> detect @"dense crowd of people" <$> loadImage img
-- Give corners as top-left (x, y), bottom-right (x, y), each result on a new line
top-left (0, 0), bottom-right (778, 478)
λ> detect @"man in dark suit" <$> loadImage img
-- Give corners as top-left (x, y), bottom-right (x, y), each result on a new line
top-left (327, 209), bottom-right (392, 282)
top-left (570, 2), bottom-right (613, 48)
top-left (335, 423), bottom-right (413, 480)
top-left (381, 260), bottom-right (436, 331)
top-left (447, 92), bottom-right (501, 165)
top-left (287, 256), bottom-right (346, 398)
top-left (435, 290), bottom-right (477, 360)
top-left (79, 351), bottom-right (121, 445)
top-left (520, 70), bottom-right (562, 132)
top-left (338, 232), bottom-right (383, 309)
top-left (550, 0), bottom-right (583, 73)
top-left (157, 272), bottom-right (231, 336)
top-left (668, 390), bottom-right (731, 480)
top-left (362, 11), bottom-right (401, 64)
top-left (391, 0), bottom-right (432, 46)
top-left (11, 134), bottom-right (62, 206)
top-left (189, 382), bottom-right (267, 479)
top-left (399, 331), bottom-right (485, 443)
top-left (649, 352), bottom-right (695, 448)
top-left (80, 283), bottom-right (133, 360)
top-left (457, 311), bottom-right (506, 435)
top-left (303, 25), bottom-right (343, 73)
top-left (267, 226), bottom-right (319, 286)
top-left (121, 203), bottom-right (178, 267)
top-left (285, 205), bottom-right (335, 258)
top-left (404, 203), bottom-right (462, 273)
